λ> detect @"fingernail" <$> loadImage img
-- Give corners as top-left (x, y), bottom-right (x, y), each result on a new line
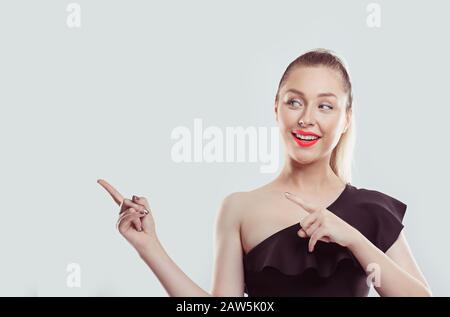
top-left (140, 209), bottom-right (146, 214)
top-left (132, 195), bottom-right (138, 201)
top-left (284, 192), bottom-right (291, 196)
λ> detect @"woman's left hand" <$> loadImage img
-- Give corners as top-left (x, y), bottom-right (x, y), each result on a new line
top-left (284, 191), bottom-right (361, 252)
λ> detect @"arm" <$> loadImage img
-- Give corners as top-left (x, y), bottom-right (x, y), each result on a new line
top-left (138, 192), bottom-right (245, 297)
top-left (348, 230), bottom-right (432, 297)
top-left (98, 179), bottom-right (245, 297)
top-left (283, 188), bottom-right (431, 297)
top-left (138, 237), bottom-right (211, 296)
top-left (211, 192), bottom-right (245, 296)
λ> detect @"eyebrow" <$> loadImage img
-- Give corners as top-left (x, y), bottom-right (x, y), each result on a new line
top-left (284, 88), bottom-right (337, 99)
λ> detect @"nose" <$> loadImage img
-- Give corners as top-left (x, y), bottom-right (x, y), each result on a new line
top-left (298, 107), bottom-right (315, 127)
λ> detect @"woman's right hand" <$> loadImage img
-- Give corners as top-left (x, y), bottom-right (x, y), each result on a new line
top-left (98, 179), bottom-right (214, 297)
top-left (97, 179), bottom-right (158, 253)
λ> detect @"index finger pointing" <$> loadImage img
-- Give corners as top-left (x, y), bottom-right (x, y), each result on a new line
top-left (284, 192), bottom-right (317, 213)
top-left (97, 179), bottom-right (124, 206)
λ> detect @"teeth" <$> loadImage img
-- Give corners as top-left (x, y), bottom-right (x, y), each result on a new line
top-left (294, 133), bottom-right (319, 141)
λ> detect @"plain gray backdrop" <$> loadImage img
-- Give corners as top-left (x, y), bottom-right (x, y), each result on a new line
top-left (0, 0), bottom-right (448, 296)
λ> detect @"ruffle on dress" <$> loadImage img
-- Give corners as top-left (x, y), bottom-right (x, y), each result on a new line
top-left (357, 189), bottom-right (407, 252)
top-left (243, 222), bottom-right (363, 278)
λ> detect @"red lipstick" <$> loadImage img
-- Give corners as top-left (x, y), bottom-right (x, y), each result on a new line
top-left (291, 129), bottom-right (321, 147)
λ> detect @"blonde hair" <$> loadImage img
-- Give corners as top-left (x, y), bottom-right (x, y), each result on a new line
top-left (275, 48), bottom-right (356, 184)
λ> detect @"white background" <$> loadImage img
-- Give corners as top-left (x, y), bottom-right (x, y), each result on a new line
top-left (0, 0), bottom-right (447, 296)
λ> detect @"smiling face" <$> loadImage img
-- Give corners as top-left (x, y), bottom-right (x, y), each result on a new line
top-left (275, 65), bottom-right (352, 164)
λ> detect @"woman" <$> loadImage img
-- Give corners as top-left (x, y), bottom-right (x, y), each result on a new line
top-left (98, 48), bottom-right (431, 297)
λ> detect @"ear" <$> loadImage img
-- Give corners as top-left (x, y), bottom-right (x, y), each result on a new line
top-left (343, 108), bottom-right (352, 133)
top-left (274, 103), bottom-right (279, 122)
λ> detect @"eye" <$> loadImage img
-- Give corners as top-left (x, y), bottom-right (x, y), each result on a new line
top-left (286, 99), bottom-right (303, 108)
top-left (319, 104), bottom-right (333, 110)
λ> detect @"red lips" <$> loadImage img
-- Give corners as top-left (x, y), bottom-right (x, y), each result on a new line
top-left (291, 129), bottom-right (321, 147)
top-left (291, 129), bottom-right (321, 138)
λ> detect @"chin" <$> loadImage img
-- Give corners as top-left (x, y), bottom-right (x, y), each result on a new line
top-left (288, 153), bottom-right (318, 165)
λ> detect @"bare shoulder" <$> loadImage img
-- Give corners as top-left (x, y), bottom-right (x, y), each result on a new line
top-left (216, 191), bottom-right (251, 227)
top-left (221, 184), bottom-right (276, 213)
top-left (216, 184), bottom-right (278, 229)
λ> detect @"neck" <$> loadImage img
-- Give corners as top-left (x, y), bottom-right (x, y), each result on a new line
top-left (276, 154), bottom-right (343, 193)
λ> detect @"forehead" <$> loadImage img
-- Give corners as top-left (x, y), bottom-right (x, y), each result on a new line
top-left (281, 66), bottom-right (346, 98)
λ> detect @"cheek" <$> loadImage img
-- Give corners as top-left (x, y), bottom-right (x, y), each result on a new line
top-left (321, 121), bottom-right (344, 146)
top-left (278, 107), bottom-right (297, 128)
top-left (322, 121), bottom-right (339, 135)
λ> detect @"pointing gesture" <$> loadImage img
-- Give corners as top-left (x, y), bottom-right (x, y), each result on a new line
top-left (284, 191), bottom-right (360, 253)
top-left (98, 178), bottom-right (124, 206)
top-left (97, 179), bottom-right (157, 252)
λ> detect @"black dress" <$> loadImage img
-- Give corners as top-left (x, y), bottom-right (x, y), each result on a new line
top-left (243, 183), bottom-right (407, 297)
